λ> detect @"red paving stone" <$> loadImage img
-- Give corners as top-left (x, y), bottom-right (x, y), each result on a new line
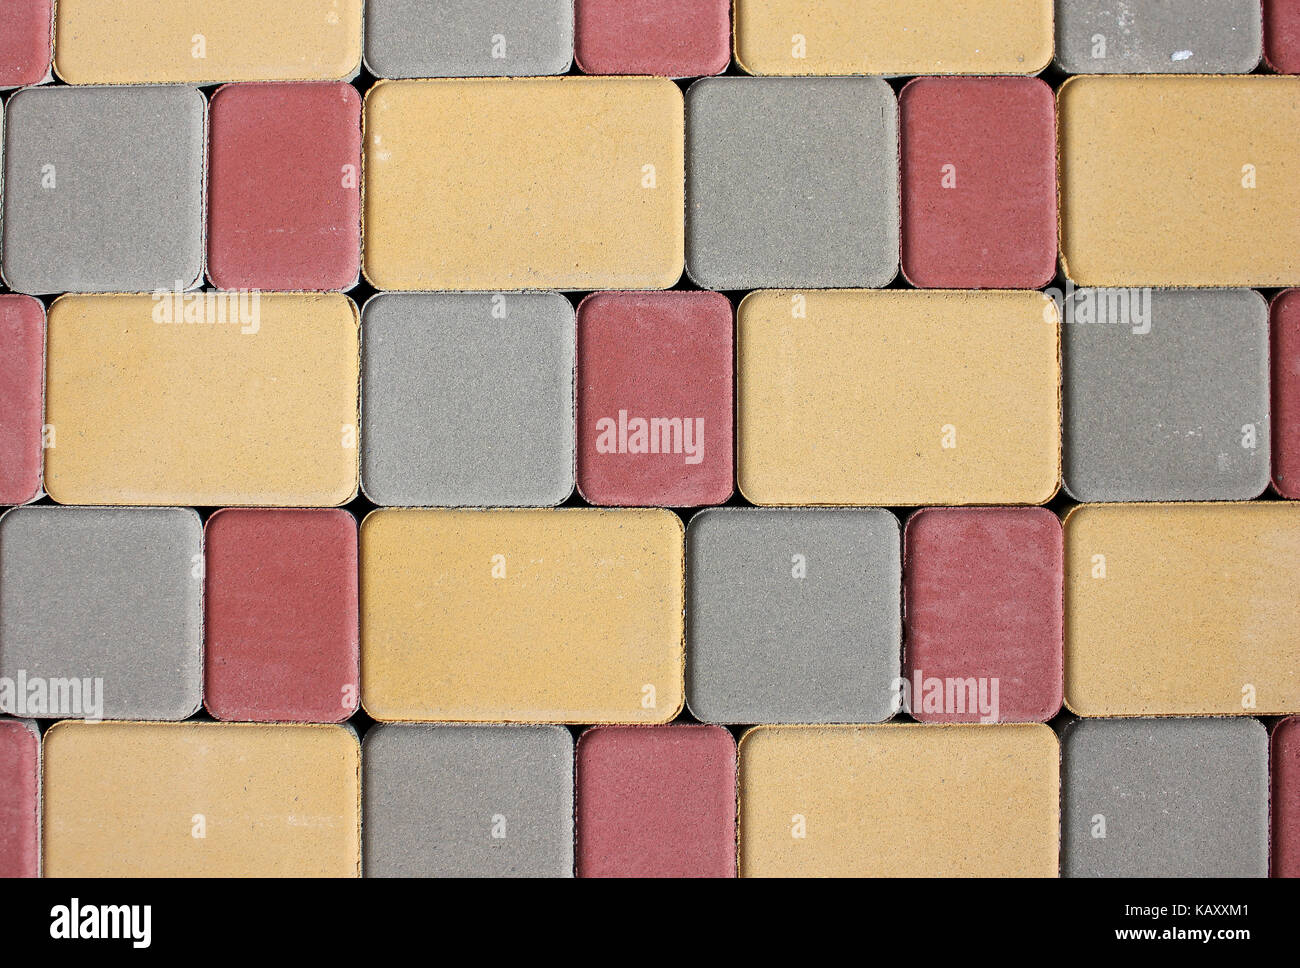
top-left (1274, 291), bottom-right (1300, 498)
top-left (207, 82), bottom-right (362, 290)
top-left (204, 508), bottom-right (359, 723)
top-left (577, 291), bottom-right (733, 507)
top-left (0, 296), bottom-right (45, 507)
top-left (574, 0), bottom-right (730, 76)
top-left (1265, 0), bottom-right (1300, 73)
top-left (903, 507), bottom-right (1063, 723)
top-left (900, 76), bottom-right (1057, 289)
top-left (1273, 717), bottom-right (1300, 876)
top-left (0, 720), bottom-right (39, 878)
top-left (0, 0), bottom-right (52, 88)
top-left (576, 725), bottom-right (737, 878)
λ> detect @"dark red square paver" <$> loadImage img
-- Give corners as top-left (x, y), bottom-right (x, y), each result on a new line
top-left (903, 507), bottom-right (1063, 723)
top-left (1265, 0), bottom-right (1300, 73)
top-left (900, 76), bottom-right (1057, 289)
top-left (1273, 290), bottom-right (1300, 499)
top-left (207, 82), bottom-right (362, 291)
top-left (1274, 716), bottom-right (1300, 877)
top-left (574, 0), bottom-right (730, 77)
top-left (576, 725), bottom-right (736, 878)
top-left (577, 291), bottom-right (733, 507)
top-left (0, 295), bottom-right (44, 507)
top-left (204, 508), bottom-right (359, 723)
top-left (0, 719), bottom-right (39, 878)
top-left (0, 0), bottom-right (52, 88)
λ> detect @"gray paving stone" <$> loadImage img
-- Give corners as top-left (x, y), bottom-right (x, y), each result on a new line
top-left (365, 0), bottom-right (573, 78)
top-left (686, 507), bottom-right (901, 724)
top-left (0, 506), bottom-right (202, 721)
top-left (1, 86), bottom-right (205, 294)
top-left (1062, 717), bottom-right (1268, 878)
top-left (1055, 0), bottom-right (1262, 73)
top-left (361, 292), bottom-right (575, 507)
top-left (363, 723), bottom-right (574, 877)
top-left (685, 77), bottom-right (899, 290)
top-left (1062, 288), bottom-right (1269, 502)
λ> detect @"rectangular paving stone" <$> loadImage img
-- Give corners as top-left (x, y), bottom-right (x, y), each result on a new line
top-left (1, 86), bottom-right (205, 294)
top-left (686, 508), bottom-right (900, 725)
top-left (732, 0), bottom-right (1053, 75)
top-left (53, 0), bottom-right (362, 83)
top-left (1062, 718), bottom-right (1268, 877)
top-left (204, 509), bottom-right (359, 724)
top-left (0, 507), bottom-right (202, 722)
top-left (0, 720), bottom-right (39, 878)
top-left (0, 0), bottom-right (52, 88)
top-left (900, 76), bottom-right (1057, 289)
top-left (1062, 288), bottom-right (1270, 502)
top-left (739, 724), bottom-right (1060, 877)
top-left (576, 725), bottom-right (736, 878)
top-left (1058, 75), bottom-right (1300, 286)
top-left (43, 721), bottom-right (360, 877)
top-left (361, 292), bottom-right (574, 508)
top-left (1266, 0), bottom-right (1300, 71)
top-left (903, 507), bottom-right (1063, 723)
top-left (360, 509), bottom-right (684, 723)
top-left (1055, 0), bottom-right (1263, 73)
top-left (1274, 717), bottom-right (1300, 877)
top-left (736, 290), bottom-right (1060, 506)
top-left (363, 78), bottom-right (683, 291)
top-left (44, 294), bottom-right (360, 507)
top-left (0, 295), bottom-right (44, 507)
top-left (365, 0), bottom-right (572, 78)
top-left (364, 724), bottom-right (573, 878)
top-left (1064, 502), bottom-right (1300, 716)
top-left (207, 82), bottom-right (362, 291)
top-left (1272, 290), bottom-right (1300, 499)
top-left (685, 77), bottom-right (898, 290)
top-left (576, 291), bottom-right (732, 507)
top-left (574, 0), bottom-right (730, 77)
